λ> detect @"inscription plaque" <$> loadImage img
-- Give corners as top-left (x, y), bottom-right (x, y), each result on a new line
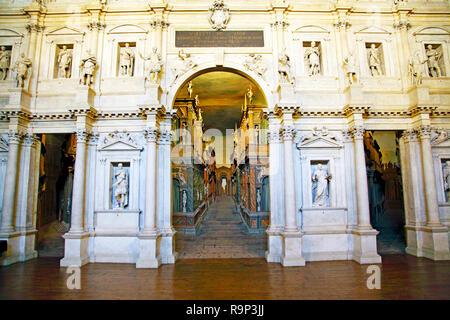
top-left (175, 31), bottom-right (264, 48)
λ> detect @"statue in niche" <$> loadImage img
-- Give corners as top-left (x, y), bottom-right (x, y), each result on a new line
top-left (425, 44), bottom-right (442, 78)
top-left (312, 163), bottom-right (331, 207)
top-left (187, 80), bottom-right (193, 97)
top-left (304, 41), bottom-right (321, 76)
top-left (256, 189), bottom-right (261, 212)
top-left (113, 163), bottom-right (129, 209)
top-left (443, 161), bottom-right (450, 202)
top-left (119, 43), bottom-right (135, 77)
top-left (343, 51), bottom-right (358, 85)
top-left (243, 53), bottom-right (267, 79)
top-left (278, 49), bottom-right (293, 84)
top-left (79, 51), bottom-right (97, 86)
top-left (246, 86), bottom-right (254, 104)
top-left (172, 49), bottom-right (197, 84)
top-left (182, 190), bottom-right (187, 213)
top-left (13, 53), bottom-right (32, 88)
top-left (140, 47), bottom-right (163, 84)
top-left (0, 46), bottom-right (10, 80)
top-left (368, 44), bottom-right (381, 76)
top-left (57, 45), bottom-right (72, 78)
top-left (408, 51), bottom-right (426, 86)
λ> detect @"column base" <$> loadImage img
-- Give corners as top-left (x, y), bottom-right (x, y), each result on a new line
top-left (60, 232), bottom-right (90, 267)
top-left (280, 230), bottom-right (306, 267)
top-left (405, 225), bottom-right (450, 260)
top-left (352, 229), bottom-right (382, 264)
top-left (265, 227), bottom-right (282, 263)
top-left (159, 228), bottom-right (178, 264)
top-left (0, 230), bottom-right (38, 266)
top-left (136, 232), bottom-right (162, 269)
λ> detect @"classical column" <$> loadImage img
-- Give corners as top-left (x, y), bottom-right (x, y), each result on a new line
top-left (142, 128), bottom-right (159, 234)
top-left (282, 126), bottom-right (299, 233)
top-left (69, 129), bottom-right (89, 234)
top-left (351, 126), bottom-right (372, 229)
top-left (417, 126), bottom-right (442, 227)
top-left (0, 130), bottom-right (22, 233)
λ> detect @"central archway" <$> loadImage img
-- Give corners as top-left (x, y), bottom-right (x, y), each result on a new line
top-left (169, 67), bottom-right (271, 259)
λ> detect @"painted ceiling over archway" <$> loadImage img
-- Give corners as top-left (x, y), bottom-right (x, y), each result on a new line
top-left (176, 71), bottom-right (266, 132)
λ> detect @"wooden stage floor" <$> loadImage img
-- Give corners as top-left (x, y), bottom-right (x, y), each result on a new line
top-left (0, 255), bottom-right (449, 300)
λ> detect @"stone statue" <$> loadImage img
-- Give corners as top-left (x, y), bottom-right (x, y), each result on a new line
top-left (0, 46), bottom-right (10, 80)
top-left (408, 51), bottom-right (426, 86)
top-left (443, 161), bottom-right (450, 202)
top-left (425, 44), bottom-right (442, 78)
top-left (172, 49), bottom-right (197, 84)
top-left (13, 53), bottom-right (32, 88)
top-left (140, 47), bottom-right (163, 83)
top-left (368, 44), bottom-right (381, 76)
top-left (120, 43), bottom-right (135, 77)
top-left (343, 51), bottom-right (358, 85)
top-left (187, 80), bottom-right (193, 97)
top-left (113, 163), bottom-right (128, 209)
top-left (243, 53), bottom-right (267, 79)
top-left (312, 163), bottom-right (331, 206)
top-left (246, 86), bottom-right (254, 104)
top-left (79, 51), bottom-right (97, 85)
top-left (278, 49), bottom-right (293, 84)
top-left (182, 190), bottom-right (187, 213)
top-left (57, 45), bottom-right (72, 78)
top-left (256, 189), bottom-right (261, 212)
top-left (195, 94), bottom-right (200, 106)
top-left (304, 41), bottom-right (321, 76)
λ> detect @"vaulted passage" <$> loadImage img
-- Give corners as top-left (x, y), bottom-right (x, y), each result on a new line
top-left (176, 196), bottom-right (266, 259)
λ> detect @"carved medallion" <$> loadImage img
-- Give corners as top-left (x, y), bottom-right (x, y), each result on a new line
top-left (209, 0), bottom-right (230, 31)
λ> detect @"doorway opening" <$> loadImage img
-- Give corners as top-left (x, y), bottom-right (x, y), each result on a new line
top-left (364, 130), bottom-right (406, 255)
top-left (171, 69), bottom-right (269, 259)
top-left (36, 133), bottom-right (75, 258)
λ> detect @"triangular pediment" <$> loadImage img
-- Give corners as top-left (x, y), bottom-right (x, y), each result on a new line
top-left (297, 136), bottom-right (342, 149)
top-left (100, 140), bottom-right (142, 151)
top-left (432, 138), bottom-right (450, 148)
top-left (47, 26), bottom-right (84, 36)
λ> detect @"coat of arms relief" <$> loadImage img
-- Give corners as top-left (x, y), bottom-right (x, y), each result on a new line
top-left (209, 0), bottom-right (230, 31)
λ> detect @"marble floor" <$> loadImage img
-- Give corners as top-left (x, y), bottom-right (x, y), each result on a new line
top-left (176, 196), bottom-right (267, 259)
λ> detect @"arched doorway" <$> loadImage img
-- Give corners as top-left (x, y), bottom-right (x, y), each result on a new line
top-left (170, 68), bottom-right (270, 259)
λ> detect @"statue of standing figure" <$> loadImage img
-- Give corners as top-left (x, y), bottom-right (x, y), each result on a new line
top-left (57, 45), bottom-right (72, 78)
top-left (443, 161), bottom-right (450, 202)
top-left (113, 163), bottom-right (129, 209)
top-left (246, 86), bottom-right (254, 104)
top-left (120, 43), bottom-right (135, 77)
top-left (80, 51), bottom-right (97, 86)
top-left (13, 53), bottom-right (32, 88)
top-left (304, 41), bottom-right (321, 76)
top-left (140, 47), bottom-right (163, 84)
top-left (425, 44), bottom-right (442, 78)
top-left (182, 190), bottom-right (187, 213)
top-left (312, 163), bottom-right (331, 207)
top-left (408, 51), bottom-right (426, 86)
top-left (172, 49), bottom-right (197, 84)
top-left (187, 81), bottom-right (193, 97)
top-left (344, 51), bottom-right (358, 85)
top-left (278, 49), bottom-right (293, 84)
top-left (368, 44), bottom-right (381, 76)
top-left (0, 46), bottom-right (10, 80)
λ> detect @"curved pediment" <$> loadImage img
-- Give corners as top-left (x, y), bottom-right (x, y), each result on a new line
top-left (107, 24), bottom-right (147, 35)
top-left (413, 26), bottom-right (450, 36)
top-left (356, 25), bottom-right (391, 35)
top-left (0, 28), bottom-right (23, 37)
top-left (294, 25), bottom-right (330, 34)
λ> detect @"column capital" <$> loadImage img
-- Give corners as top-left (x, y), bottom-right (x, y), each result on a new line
top-left (402, 129), bottom-right (418, 142)
top-left (87, 21), bottom-right (106, 31)
top-left (150, 18), bottom-right (170, 30)
top-left (158, 128), bottom-right (172, 145)
top-left (267, 129), bottom-right (282, 144)
top-left (7, 129), bottom-right (25, 144)
top-left (349, 125), bottom-right (365, 140)
top-left (26, 23), bottom-right (44, 33)
top-left (144, 127), bottom-right (160, 143)
top-left (22, 133), bottom-right (38, 147)
top-left (281, 126), bottom-right (296, 141)
top-left (75, 129), bottom-right (90, 143)
top-left (415, 125), bottom-right (432, 140)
